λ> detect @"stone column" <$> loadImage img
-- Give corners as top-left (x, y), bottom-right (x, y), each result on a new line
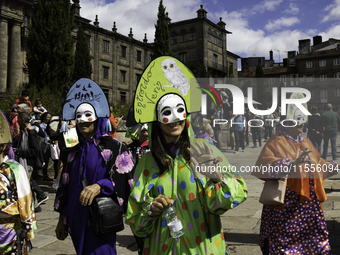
top-left (0, 18), bottom-right (8, 93)
top-left (9, 21), bottom-right (21, 92)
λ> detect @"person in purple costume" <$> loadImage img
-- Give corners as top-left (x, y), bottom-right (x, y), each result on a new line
top-left (54, 79), bottom-right (134, 255)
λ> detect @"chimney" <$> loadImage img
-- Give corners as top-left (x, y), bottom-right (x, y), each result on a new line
top-left (298, 39), bottom-right (311, 54)
top-left (269, 50), bottom-right (273, 61)
top-left (166, 12), bottom-right (171, 25)
top-left (94, 15), bottom-right (99, 27)
top-left (313, 35), bottom-right (322, 46)
top-left (129, 28), bottom-right (133, 38)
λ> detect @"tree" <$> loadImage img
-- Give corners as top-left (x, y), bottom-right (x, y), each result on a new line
top-left (153, 0), bottom-right (173, 58)
top-left (26, 0), bottom-right (74, 93)
top-left (73, 23), bottom-right (92, 81)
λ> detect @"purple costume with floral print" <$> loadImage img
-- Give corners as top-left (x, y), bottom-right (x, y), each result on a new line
top-left (54, 118), bottom-right (134, 255)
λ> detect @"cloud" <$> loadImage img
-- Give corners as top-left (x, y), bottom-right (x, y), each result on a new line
top-left (283, 3), bottom-right (299, 15)
top-left (265, 17), bottom-right (300, 31)
top-left (252, 0), bottom-right (284, 14)
top-left (322, 0), bottom-right (340, 22)
top-left (77, 0), bottom-right (199, 41)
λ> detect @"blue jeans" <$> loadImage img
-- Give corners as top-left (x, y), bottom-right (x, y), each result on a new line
top-left (322, 131), bottom-right (338, 160)
top-left (309, 132), bottom-right (323, 154)
top-left (251, 127), bottom-right (262, 146)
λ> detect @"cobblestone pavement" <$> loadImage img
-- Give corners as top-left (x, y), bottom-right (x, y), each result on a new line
top-left (29, 131), bottom-right (340, 254)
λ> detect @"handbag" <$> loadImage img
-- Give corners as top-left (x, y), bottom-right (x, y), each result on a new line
top-left (82, 177), bottom-right (124, 235)
top-left (259, 178), bottom-right (287, 205)
top-left (50, 142), bottom-right (59, 160)
top-left (90, 196), bottom-right (124, 235)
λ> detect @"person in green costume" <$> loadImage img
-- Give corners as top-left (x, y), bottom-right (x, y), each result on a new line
top-left (126, 92), bottom-right (248, 255)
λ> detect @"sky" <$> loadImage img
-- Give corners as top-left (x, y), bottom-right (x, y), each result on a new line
top-left (76, 0), bottom-right (340, 66)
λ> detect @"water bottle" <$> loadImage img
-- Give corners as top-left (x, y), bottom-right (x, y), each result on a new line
top-left (164, 206), bottom-right (184, 238)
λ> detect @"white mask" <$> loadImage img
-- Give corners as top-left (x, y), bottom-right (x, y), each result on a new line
top-left (157, 94), bottom-right (186, 124)
top-left (76, 103), bottom-right (97, 124)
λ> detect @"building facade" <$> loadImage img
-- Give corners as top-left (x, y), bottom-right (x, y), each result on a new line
top-left (1, 1), bottom-right (239, 104)
top-left (168, 5), bottom-right (238, 78)
top-left (239, 36), bottom-right (340, 111)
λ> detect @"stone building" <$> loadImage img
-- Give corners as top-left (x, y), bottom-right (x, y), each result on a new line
top-left (168, 5), bottom-right (238, 78)
top-left (239, 36), bottom-right (340, 111)
top-left (0, 0), bottom-right (33, 93)
top-left (1, 1), bottom-right (239, 104)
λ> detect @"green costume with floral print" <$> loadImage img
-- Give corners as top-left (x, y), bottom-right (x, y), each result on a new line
top-left (126, 118), bottom-right (248, 254)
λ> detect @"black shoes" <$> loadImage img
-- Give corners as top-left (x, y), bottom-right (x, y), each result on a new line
top-left (35, 205), bottom-right (42, 213)
top-left (37, 194), bottom-right (49, 206)
top-left (43, 176), bottom-right (53, 182)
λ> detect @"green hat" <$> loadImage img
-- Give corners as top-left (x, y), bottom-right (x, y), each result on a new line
top-left (133, 56), bottom-right (202, 123)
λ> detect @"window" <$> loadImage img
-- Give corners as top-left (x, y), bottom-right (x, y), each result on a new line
top-left (188, 28), bottom-right (196, 40)
top-left (137, 50), bottom-right (142, 62)
top-left (179, 30), bottom-right (187, 43)
top-left (307, 75), bottom-right (314, 82)
top-left (120, 70), bottom-right (126, 82)
top-left (229, 62), bottom-right (233, 75)
top-left (213, 54), bottom-right (218, 68)
top-left (103, 40), bottom-right (109, 53)
top-left (102, 88), bottom-right (109, 99)
top-left (171, 32), bottom-right (177, 44)
top-left (306, 61), bottom-right (313, 68)
top-left (335, 72), bottom-right (340, 79)
top-left (300, 75), bottom-right (307, 82)
top-left (212, 32), bottom-right (217, 44)
top-left (269, 77), bottom-right (275, 84)
top-left (280, 75), bottom-right (286, 83)
top-left (86, 35), bottom-right (91, 48)
top-left (310, 90), bottom-right (314, 98)
top-left (290, 74), bottom-right (299, 86)
top-left (334, 89), bottom-right (340, 97)
top-left (320, 74), bottom-right (327, 81)
top-left (208, 34), bottom-right (212, 42)
top-left (120, 91), bottom-right (126, 104)
top-left (121, 45), bottom-right (126, 58)
top-left (334, 58), bottom-right (340, 65)
top-left (320, 89), bottom-right (327, 103)
top-left (136, 74), bottom-right (142, 84)
top-left (319, 59), bottom-right (326, 67)
top-left (103, 66), bottom-right (109, 79)
top-left (179, 52), bottom-right (187, 63)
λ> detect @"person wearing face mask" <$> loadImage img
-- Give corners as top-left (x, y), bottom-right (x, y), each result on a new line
top-left (126, 56), bottom-right (248, 255)
top-left (54, 79), bottom-right (134, 255)
top-left (252, 99), bottom-right (338, 255)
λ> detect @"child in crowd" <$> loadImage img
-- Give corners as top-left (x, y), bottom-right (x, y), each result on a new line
top-left (33, 99), bottom-right (47, 120)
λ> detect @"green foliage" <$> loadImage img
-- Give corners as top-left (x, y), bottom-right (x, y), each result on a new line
top-left (111, 103), bottom-right (132, 120)
top-left (153, 0), bottom-right (173, 58)
top-left (0, 85), bottom-right (64, 116)
top-left (73, 23), bottom-right (92, 81)
top-left (26, 0), bottom-right (74, 94)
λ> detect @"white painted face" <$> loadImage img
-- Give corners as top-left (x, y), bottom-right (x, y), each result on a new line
top-left (157, 94), bottom-right (186, 124)
top-left (76, 103), bottom-right (97, 124)
top-left (293, 108), bottom-right (307, 125)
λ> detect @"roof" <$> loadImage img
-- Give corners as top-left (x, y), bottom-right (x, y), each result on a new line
top-left (295, 49), bottom-right (340, 60)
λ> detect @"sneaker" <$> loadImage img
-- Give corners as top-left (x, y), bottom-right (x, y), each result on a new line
top-left (242, 149), bottom-right (245, 152)
top-left (43, 176), bottom-right (53, 182)
top-left (252, 145), bottom-right (257, 148)
top-left (35, 205), bottom-right (42, 213)
top-left (37, 194), bottom-right (49, 206)
top-left (234, 151), bottom-right (239, 154)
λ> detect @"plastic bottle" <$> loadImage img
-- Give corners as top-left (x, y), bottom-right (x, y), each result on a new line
top-left (164, 206), bottom-right (184, 238)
